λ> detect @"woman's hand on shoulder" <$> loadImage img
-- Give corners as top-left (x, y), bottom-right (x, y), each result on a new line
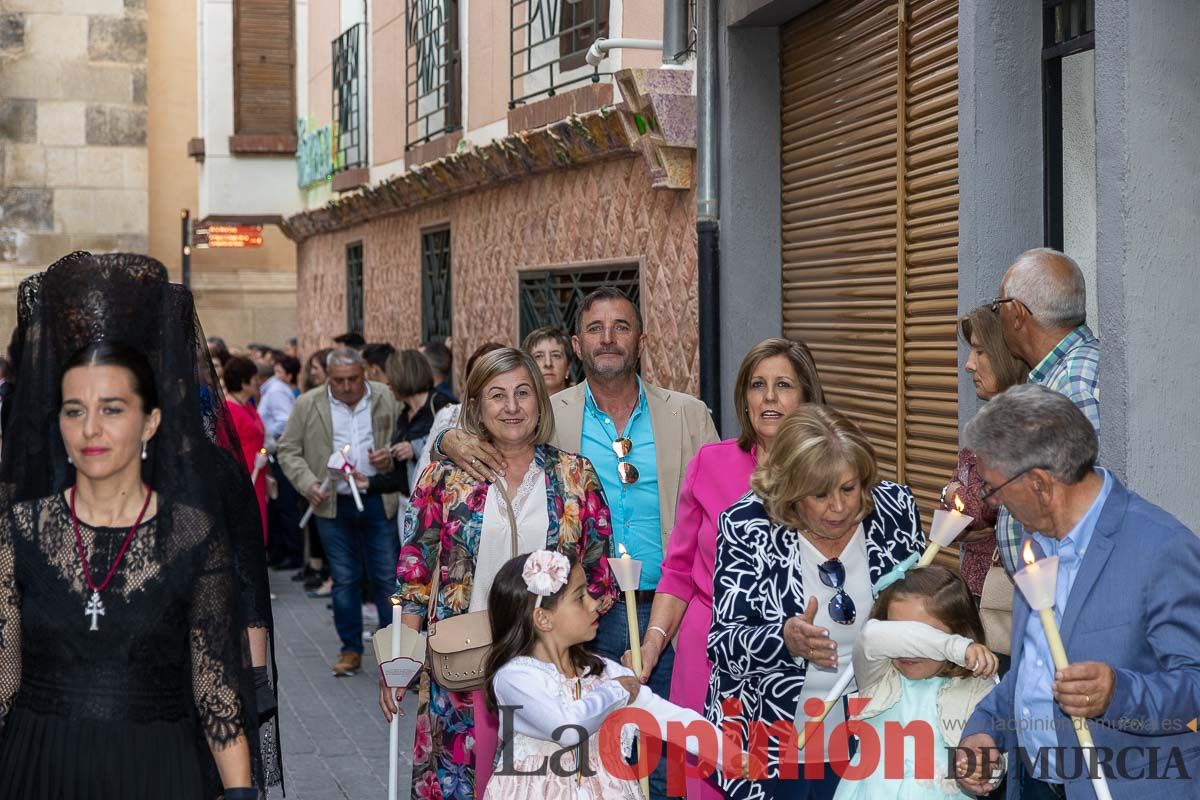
top-left (965, 643), bottom-right (999, 679)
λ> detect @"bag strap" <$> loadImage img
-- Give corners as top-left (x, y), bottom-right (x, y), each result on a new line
top-left (424, 475), bottom-right (521, 625)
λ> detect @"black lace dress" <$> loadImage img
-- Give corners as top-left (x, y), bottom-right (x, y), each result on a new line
top-left (0, 494), bottom-right (248, 799)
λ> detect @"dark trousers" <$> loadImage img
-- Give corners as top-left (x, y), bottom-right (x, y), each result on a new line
top-left (267, 461), bottom-right (303, 565)
top-left (1019, 761), bottom-right (1067, 799)
top-left (314, 494), bottom-right (399, 654)
top-left (592, 595), bottom-right (677, 799)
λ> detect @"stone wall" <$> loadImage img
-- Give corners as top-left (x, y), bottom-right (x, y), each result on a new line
top-left (0, 0), bottom-right (149, 335)
top-left (296, 156), bottom-right (700, 395)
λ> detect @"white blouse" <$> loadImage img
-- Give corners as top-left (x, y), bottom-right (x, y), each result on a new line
top-left (492, 656), bottom-right (724, 762)
top-left (792, 523), bottom-right (872, 763)
top-left (469, 462), bottom-right (550, 613)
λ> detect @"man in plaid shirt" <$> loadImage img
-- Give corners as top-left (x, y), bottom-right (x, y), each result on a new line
top-left (989, 248), bottom-right (1100, 573)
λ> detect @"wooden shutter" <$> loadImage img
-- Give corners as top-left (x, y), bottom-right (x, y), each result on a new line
top-left (233, 0), bottom-right (297, 137)
top-left (780, 0), bottom-right (959, 511)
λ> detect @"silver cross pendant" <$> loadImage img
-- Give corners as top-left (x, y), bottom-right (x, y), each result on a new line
top-left (85, 591), bottom-right (106, 631)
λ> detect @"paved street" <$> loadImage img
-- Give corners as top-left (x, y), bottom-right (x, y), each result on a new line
top-left (270, 571), bottom-right (417, 799)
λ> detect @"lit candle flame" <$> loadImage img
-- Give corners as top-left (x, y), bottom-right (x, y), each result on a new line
top-left (341, 444), bottom-right (351, 456)
top-left (1022, 540), bottom-right (1036, 566)
top-left (618, 543), bottom-right (629, 558)
top-left (953, 494), bottom-right (965, 514)
top-left (259, 448), bottom-right (267, 456)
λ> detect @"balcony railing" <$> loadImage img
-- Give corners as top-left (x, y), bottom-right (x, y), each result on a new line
top-left (407, 0), bottom-right (461, 149)
top-left (332, 23), bottom-right (368, 171)
top-left (510, 0), bottom-right (609, 108)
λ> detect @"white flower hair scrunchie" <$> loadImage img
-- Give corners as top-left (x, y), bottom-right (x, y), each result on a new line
top-left (522, 550), bottom-right (570, 607)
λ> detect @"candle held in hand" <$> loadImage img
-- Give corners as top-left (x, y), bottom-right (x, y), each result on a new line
top-left (1013, 541), bottom-right (1113, 800)
top-left (917, 495), bottom-right (973, 567)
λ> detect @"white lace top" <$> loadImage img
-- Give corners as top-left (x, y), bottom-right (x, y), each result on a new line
top-left (469, 462), bottom-right (550, 613)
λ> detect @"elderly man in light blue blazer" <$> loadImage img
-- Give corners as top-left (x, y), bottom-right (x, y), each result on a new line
top-left (955, 384), bottom-right (1200, 799)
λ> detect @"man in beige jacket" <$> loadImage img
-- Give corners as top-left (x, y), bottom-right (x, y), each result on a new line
top-left (437, 288), bottom-right (717, 800)
top-left (277, 348), bottom-right (401, 676)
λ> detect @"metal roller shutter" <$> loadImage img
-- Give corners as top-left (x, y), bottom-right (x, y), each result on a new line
top-left (781, 0), bottom-right (959, 511)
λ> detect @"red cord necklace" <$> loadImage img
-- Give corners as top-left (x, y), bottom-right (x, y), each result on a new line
top-left (70, 484), bottom-right (153, 632)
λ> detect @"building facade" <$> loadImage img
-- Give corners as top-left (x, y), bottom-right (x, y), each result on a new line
top-left (0, 0), bottom-right (298, 349)
top-left (716, 0), bottom-right (1200, 527)
top-left (282, 0), bottom-right (702, 392)
top-left (0, 0), bottom-right (149, 335)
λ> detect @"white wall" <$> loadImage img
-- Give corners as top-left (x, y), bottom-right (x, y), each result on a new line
top-left (197, 0), bottom-right (305, 218)
top-left (1062, 49), bottom-right (1098, 335)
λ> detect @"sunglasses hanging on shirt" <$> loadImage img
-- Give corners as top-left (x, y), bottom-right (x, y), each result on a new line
top-left (818, 558), bottom-right (856, 625)
top-left (612, 437), bottom-right (639, 485)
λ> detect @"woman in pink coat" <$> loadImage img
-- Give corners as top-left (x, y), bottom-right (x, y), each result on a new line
top-left (624, 338), bottom-right (825, 800)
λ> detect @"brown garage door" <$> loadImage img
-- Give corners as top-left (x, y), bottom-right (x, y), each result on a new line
top-left (780, 0), bottom-right (959, 511)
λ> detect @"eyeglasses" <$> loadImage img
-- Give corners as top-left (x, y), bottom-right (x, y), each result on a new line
top-left (988, 296), bottom-right (1028, 315)
top-left (612, 437), bottom-right (639, 484)
top-left (817, 559), bottom-right (856, 625)
top-left (978, 465), bottom-right (1047, 504)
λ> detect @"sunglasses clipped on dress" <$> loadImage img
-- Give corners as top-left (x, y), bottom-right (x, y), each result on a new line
top-left (818, 558), bottom-right (856, 625)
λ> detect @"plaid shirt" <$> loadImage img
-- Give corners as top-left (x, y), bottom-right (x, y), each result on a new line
top-left (995, 325), bottom-right (1101, 573)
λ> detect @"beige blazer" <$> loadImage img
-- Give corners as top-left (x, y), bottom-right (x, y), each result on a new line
top-left (549, 381), bottom-right (719, 553)
top-left (276, 381), bottom-right (401, 520)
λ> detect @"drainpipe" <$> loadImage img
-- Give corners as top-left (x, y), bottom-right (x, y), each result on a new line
top-left (696, 0), bottom-right (720, 430)
top-left (662, 0), bottom-right (689, 63)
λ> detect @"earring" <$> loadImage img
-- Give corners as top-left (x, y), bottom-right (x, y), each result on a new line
top-left (67, 455), bottom-right (73, 465)
top-left (141, 441), bottom-right (148, 461)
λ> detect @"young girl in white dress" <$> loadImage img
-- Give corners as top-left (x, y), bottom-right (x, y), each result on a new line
top-left (834, 566), bottom-right (1000, 799)
top-left (482, 550), bottom-right (736, 800)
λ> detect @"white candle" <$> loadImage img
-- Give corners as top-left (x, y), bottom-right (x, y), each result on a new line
top-left (1014, 541), bottom-right (1113, 800)
top-left (250, 448), bottom-right (268, 484)
top-left (918, 496), bottom-right (973, 567)
top-left (606, 545), bottom-right (650, 800)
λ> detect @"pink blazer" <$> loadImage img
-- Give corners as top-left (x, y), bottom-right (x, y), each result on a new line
top-left (658, 438), bottom-right (758, 609)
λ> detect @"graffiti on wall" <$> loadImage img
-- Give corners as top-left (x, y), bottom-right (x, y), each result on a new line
top-left (296, 118), bottom-right (336, 188)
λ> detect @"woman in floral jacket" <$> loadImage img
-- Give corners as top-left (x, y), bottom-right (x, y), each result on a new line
top-left (383, 348), bottom-right (617, 800)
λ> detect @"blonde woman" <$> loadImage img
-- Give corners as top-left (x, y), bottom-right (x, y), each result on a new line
top-left (708, 405), bottom-right (925, 800)
top-left (382, 348), bottom-right (618, 800)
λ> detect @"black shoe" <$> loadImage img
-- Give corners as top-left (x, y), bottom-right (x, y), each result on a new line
top-left (303, 575), bottom-right (324, 590)
top-left (290, 565), bottom-right (319, 582)
top-left (272, 558), bottom-right (304, 572)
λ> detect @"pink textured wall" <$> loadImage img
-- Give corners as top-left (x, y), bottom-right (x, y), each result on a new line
top-left (296, 156), bottom-right (700, 394)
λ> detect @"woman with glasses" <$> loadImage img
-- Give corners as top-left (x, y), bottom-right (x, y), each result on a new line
top-left (622, 338), bottom-right (824, 800)
top-left (383, 347), bottom-right (617, 800)
top-left (708, 404), bottom-right (924, 800)
top-left (939, 307), bottom-right (1028, 599)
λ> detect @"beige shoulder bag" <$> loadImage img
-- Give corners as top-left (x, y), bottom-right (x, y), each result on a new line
top-left (979, 546), bottom-right (1015, 656)
top-left (425, 482), bottom-right (520, 692)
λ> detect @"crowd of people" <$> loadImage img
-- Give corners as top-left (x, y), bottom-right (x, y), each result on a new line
top-left (0, 245), bottom-right (1196, 800)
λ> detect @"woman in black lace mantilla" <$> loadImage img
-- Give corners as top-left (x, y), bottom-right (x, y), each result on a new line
top-left (0, 252), bottom-right (274, 799)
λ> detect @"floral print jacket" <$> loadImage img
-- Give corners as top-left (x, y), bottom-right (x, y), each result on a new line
top-left (394, 443), bottom-right (617, 622)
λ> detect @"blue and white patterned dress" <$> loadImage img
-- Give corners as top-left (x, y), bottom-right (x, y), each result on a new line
top-left (706, 481), bottom-right (925, 800)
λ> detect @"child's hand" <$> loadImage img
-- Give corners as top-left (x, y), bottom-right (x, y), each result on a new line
top-left (965, 643), bottom-right (999, 679)
top-left (615, 675), bottom-right (642, 705)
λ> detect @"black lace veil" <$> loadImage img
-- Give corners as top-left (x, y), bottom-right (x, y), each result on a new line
top-left (0, 252), bottom-right (278, 795)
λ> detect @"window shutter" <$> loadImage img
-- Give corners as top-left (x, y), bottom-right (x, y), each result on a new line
top-left (780, 0), bottom-right (959, 511)
top-left (234, 0), bottom-right (297, 137)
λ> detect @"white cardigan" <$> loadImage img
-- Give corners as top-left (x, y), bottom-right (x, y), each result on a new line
top-left (851, 619), bottom-right (998, 749)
